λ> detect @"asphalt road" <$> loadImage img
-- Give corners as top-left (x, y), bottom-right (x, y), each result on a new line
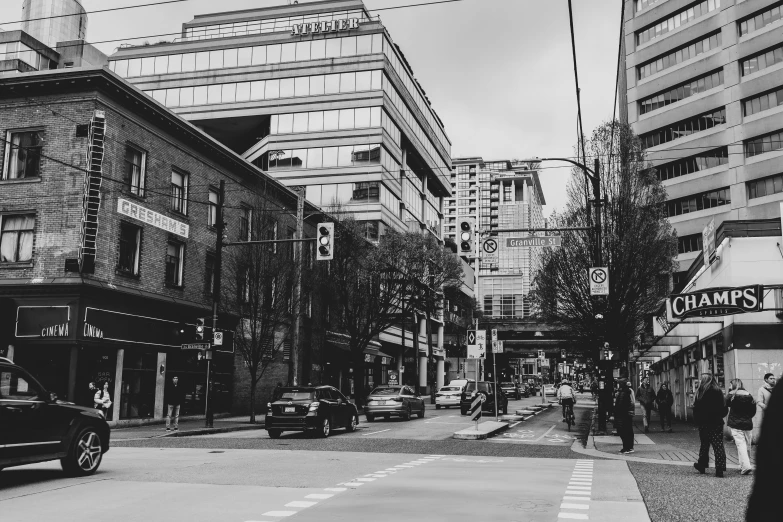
top-left (0, 447), bottom-right (648, 522)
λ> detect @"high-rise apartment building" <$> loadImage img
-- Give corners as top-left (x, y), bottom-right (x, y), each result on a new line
top-left (445, 158), bottom-right (545, 319)
top-left (622, 0), bottom-right (783, 286)
top-left (108, 0), bottom-right (451, 241)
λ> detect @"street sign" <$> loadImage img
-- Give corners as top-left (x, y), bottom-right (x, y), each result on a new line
top-left (482, 239), bottom-right (498, 262)
top-left (469, 396), bottom-right (483, 421)
top-left (388, 370), bottom-right (399, 385)
top-left (213, 331), bottom-right (223, 346)
top-left (538, 350), bottom-right (545, 359)
top-left (541, 358), bottom-right (550, 368)
top-left (476, 330), bottom-right (487, 358)
top-left (467, 330), bottom-right (479, 358)
top-left (182, 343), bottom-right (210, 350)
top-left (589, 267), bottom-right (609, 295)
top-left (204, 349), bottom-right (213, 360)
top-left (506, 236), bottom-right (562, 248)
top-left (492, 340), bottom-right (503, 354)
top-left (491, 329), bottom-right (497, 342)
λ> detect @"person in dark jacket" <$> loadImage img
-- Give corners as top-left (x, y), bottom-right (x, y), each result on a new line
top-left (692, 373), bottom-right (728, 477)
top-left (636, 378), bottom-right (656, 433)
top-left (165, 376), bottom-right (186, 431)
top-left (656, 382), bottom-right (674, 432)
top-left (614, 378), bottom-right (635, 454)
top-left (746, 377), bottom-right (782, 520)
top-left (726, 378), bottom-right (755, 475)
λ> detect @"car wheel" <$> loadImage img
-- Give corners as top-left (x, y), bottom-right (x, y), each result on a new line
top-left (404, 405), bottom-right (412, 421)
top-left (346, 415), bottom-right (358, 432)
top-left (61, 426), bottom-right (103, 476)
top-left (366, 414), bottom-right (375, 422)
top-left (436, 404), bottom-right (441, 410)
top-left (417, 404), bottom-right (425, 418)
top-left (267, 429), bottom-right (282, 439)
top-left (320, 418), bottom-right (331, 438)
top-left (460, 407), bottom-right (468, 415)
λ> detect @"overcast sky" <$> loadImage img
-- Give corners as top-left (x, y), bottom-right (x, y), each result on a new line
top-left (0, 0), bottom-right (622, 215)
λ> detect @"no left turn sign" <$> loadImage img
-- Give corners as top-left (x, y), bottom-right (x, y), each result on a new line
top-left (589, 267), bottom-right (609, 296)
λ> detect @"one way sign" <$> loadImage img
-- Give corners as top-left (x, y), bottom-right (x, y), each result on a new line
top-left (467, 330), bottom-right (483, 359)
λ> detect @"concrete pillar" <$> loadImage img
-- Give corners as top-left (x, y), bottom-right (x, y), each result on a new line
top-left (67, 345), bottom-right (78, 403)
top-left (154, 352), bottom-right (167, 419)
top-left (419, 355), bottom-right (427, 389)
top-left (5, 344), bottom-right (14, 361)
top-left (436, 358), bottom-right (445, 391)
top-left (112, 349), bottom-right (124, 422)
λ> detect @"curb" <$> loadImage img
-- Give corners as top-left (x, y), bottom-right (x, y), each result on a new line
top-left (453, 421), bottom-right (509, 440)
top-left (168, 424), bottom-right (263, 438)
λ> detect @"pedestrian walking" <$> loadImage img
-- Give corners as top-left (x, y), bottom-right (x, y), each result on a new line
top-left (614, 377), bottom-right (635, 454)
top-left (88, 381), bottom-right (99, 409)
top-left (100, 381), bottom-right (112, 418)
top-left (165, 376), bottom-right (185, 431)
top-left (636, 378), bottom-right (655, 433)
top-left (757, 373), bottom-right (776, 414)
top-left (726, 378), bottom-right (755, 475)
top-left (656, 382), bottom-right (674, 432)
top-left (590, 380), bottom-right (598, 400)
top-left (745, 377), bottom-right (782, 520)
top-left (692, 373), bottom-right (728, 478)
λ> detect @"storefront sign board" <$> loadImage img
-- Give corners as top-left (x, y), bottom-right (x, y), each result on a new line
top-left (117, 199), bottom-right (189, 238)
top-left (669, 285), bottom-right (763, 319)
top-left (16, 306), bottom-right (72, 338)
top-left (292, 18), bottom-right (359, 35)
top-left (702, 218), bottom-right (715, 267)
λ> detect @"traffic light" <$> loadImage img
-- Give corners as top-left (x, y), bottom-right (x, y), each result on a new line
top-left (457, 217), bottom-right (475, 255)
top-left (316, 222), bottom-right (334, 261)
top-left (195, 317), bottom-right (206, 341)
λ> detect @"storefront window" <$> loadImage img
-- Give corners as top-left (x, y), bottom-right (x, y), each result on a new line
top-left (120, 351), bottom-right (156, 419)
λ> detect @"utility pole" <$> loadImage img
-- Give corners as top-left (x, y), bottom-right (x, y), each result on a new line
top-left (290, 187), bottom-right (305, 386)
top-left (592, 158), bottom-right (602, 266)
top-left (206, 179), bottom-right (225, 428)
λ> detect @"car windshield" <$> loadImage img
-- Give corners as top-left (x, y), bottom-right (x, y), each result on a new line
top-left (370, 388), bottom-right (400, 396)
top-left (500, 383), bottom-right (514, 387)
top-left (279, 390), bottom-right (314, 400)
top-left (440, 386), bottom-right (461, 392)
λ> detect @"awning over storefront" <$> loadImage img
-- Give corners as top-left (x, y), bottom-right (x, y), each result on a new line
top-left (325, 331), bottom-right (381, 356)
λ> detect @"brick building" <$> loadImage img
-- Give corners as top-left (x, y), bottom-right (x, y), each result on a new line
top-left (0, 67), bottom-right (322, 422)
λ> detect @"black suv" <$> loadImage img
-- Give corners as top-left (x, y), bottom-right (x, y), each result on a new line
top-left (460, 381), bottom-right (508, 415)
top-left (0, 357), bottom-right (110, 476)
top-left (265, 385), bottom-right (359, 438)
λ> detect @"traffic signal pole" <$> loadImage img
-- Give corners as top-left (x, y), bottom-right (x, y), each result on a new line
top-left (206, 180), bottom-right (225, 428)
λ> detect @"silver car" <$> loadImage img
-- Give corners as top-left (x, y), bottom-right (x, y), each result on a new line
top-left (364, 385), bottom-right (425, 421)
top-left (435, 385), bottom-right (463, 409)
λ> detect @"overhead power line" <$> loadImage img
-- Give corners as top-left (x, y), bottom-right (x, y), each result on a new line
top-left (0, 0), bottom-right (192, 28)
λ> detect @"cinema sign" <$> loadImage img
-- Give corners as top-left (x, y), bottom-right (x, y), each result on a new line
top-left (669, 285), bottom-right (763, 319)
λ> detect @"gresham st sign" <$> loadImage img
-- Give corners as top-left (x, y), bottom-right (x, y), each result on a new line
top-left (669, 285), bottom-right (763, 319)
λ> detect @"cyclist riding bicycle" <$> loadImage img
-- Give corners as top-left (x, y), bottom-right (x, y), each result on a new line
top-left (557, 379), bottom-right (576, 422)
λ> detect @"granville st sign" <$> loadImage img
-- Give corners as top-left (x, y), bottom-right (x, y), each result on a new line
top-left (669, 285), bottom-right (763, 319)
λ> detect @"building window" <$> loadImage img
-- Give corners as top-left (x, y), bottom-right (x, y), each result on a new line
top-left (741, 45), bottom-right (783, 76)
top-left (239, 206), bottom-right (251, 240)
top-left (3, 130), bottom-right (43, 180)
top-left (171, 170), bottom-right (188, 214)
top-left (636, 0), bottom-right (664, 11)
top-left (654, 147), bottom-right (728, 181)
top-left (125, 145), bottom-right (146, 196)
top-left (208, 189), bottom-right (219, 227)
top-left (638, 33), bottom-right (720, 80)
top-left (0, 214), bottom-right (35, 263)
top-left (639, 70), bottom-right (723, 115)
top-left (117, 222), bottom-right (141, 275)
top-left (636, 0), bottom-right (720, 46)
top-left (745, 130), bottom-right (783, 157)
top-left (739, 3), bottom-right (783, 37)
top-left (748, 173), bottom-right (783, 199)
top-left (205, 253), bottom-right (216, 295)
top-left (743, 87), bottom-right (783, 117)
top-left (666, 188), bottom-right (730, 217)
top-left (677, 233), bottom-right (703, 254)
top-left (503, 184), bottom-right (513, 202)
top-left (640, 108), bottom-right (725, 148)
top-left (165, 241), bottom-right (184, 287)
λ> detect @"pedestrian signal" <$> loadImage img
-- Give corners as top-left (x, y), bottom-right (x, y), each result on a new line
top-left (316, 222), bottom-right (334, 261)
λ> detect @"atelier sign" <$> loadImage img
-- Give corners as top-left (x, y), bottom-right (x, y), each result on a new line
top-left (291, 18), bottom-right (359, 35)
top-left (669, 285), bottom-right (763, 319)
top-left (117, 199), bottom-right (189, 238)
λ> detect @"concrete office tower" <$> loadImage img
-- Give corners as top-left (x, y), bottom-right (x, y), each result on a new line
top-left (108, 0), bottom-right (451, 242)
top-left (622, 0), bottom-right (783, 288)
top-left (22, 0), bottom-right (87, 49)
top-left (445, 158), bottom-right (545, 319)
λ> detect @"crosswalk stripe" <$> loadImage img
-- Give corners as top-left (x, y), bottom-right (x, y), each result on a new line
top-left (285, 501), bottom-right (316, 508)
top-left (261, 511), bottom-right (296, 517)
top-left (561, 503), bottom-right (589, 510)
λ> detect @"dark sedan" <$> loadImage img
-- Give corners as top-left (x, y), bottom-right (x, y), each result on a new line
top-left (0, 357), bottom-right (110, 476)
top-left (265, 385), bottom-right (358, 438)
top-left (499, 382), bottom-right (522, 400)
top-left (460, 381), bottom-right (508, 415)
top-left (363, 385), bottom-right (425, 421)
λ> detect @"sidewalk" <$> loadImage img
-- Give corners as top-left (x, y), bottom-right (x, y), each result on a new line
top-left (111, 415), bottom-right (263, 440)
top-left (575, 403), bottom-right (756, 470)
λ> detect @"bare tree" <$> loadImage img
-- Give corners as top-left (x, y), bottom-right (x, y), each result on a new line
top-left (222, 195), bottom-right (304, 422)
top-left (532, 120), bottom-right (678, 355)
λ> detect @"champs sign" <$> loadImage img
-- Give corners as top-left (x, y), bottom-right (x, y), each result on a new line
top-left (669, 285), bottom-right (763, 319)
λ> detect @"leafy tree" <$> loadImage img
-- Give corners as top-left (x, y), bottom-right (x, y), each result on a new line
top-left (532, 120), bottom-right (678, 356)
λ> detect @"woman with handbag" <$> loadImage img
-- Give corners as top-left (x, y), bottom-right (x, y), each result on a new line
top-left (693, 373), bottom-right (728, 477)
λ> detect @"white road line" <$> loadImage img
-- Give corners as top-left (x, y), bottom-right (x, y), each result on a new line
top-left (429, 454), bottom-right (446, 456)
top-left (558, 513), bottom-right (588, 520)
top-left (563, 496), bottom-right (591, 501)
top-left (356, 478), bottom-right (375, 482)
top-left (305, 494), bottom-right (334, 500)
top-left (561, 503), bottom-right (590, 510)
top-left (566, 486), bottom-right (592, 491)
top-left (343, 482), bottom-right (364, 487)
top-left (362, 429), bottom-right (391, 436)
top-left (261, 511), bottom-right (296, 517)
top-left (569, 482), bottom-right (592, 485)
top-left (285, 501), bottom-right (317, 508)
top-left (531, 424), bottom-right (557, 442)
top-left (324, 488), bottom-right (347, 492)
top-left (509, 421), bottom-right (522, 428)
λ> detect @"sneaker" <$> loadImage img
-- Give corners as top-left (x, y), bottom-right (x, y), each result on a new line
top-left (174, 427), bottom-right (179, 431)
top-left (741, 468), bottom-right (753, 476)
top-left (166, 428), bottom-right (171, 431)
top-left (619, 449), bottom-right (628, 454)
top-left (694, 463), bottom-right (706, 474)
top-left (716, 470), bottom-right (724, 478)
top-left (625, 449), bottom-right (635, 454)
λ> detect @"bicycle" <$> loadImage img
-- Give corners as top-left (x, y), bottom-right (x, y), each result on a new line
top-left (563, 401), bottom-right (576, 431)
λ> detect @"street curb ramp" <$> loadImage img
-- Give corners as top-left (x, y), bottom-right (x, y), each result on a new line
top-left (453, 420), bottom-right (509, 440)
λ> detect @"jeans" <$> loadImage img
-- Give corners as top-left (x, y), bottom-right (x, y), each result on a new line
top-left (640, 403), bottom-right (652, 428)
top-left (619, 415), bottom-right (634, 450)
top-left (730, 428), bottom-right (753, 472)
top-left (166, 404), bottom-right (180, 429)
top-left (659, 406), bottom-right (672, 431)
top-left (698, 424), bottom-right (726, 471)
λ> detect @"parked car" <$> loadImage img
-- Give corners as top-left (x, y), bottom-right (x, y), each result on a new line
top-left (0, 357), bottom-right (110, 476)
top-left (499, 382), bottom-right (522, 400)
top-left (364, 385), bottom-right (425, 421)
top-left (460, 381), bottom-right (508, 415)
top-left (435, 385), bottom-right (463, 409)
top-left (543, 384), bottom-right (557, 396)
top-left (265, 385), bottom-right (358, 438)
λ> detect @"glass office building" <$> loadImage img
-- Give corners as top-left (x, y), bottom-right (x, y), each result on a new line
top-left (108, 0), bottom-right (452, 240)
